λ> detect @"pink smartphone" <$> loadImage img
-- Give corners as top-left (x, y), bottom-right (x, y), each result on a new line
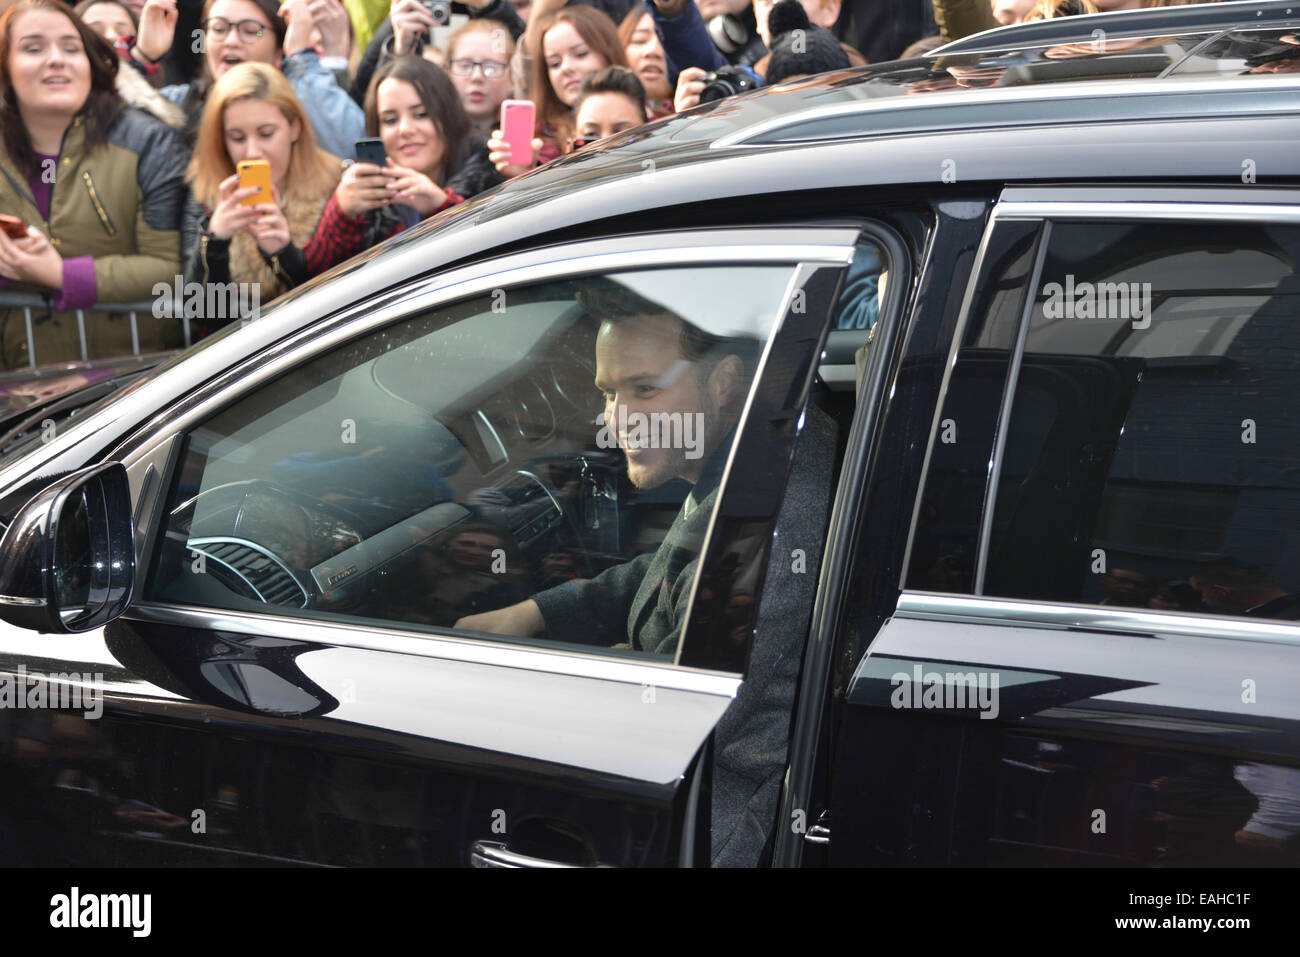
top-left (500, 99), bottom-right (536, 167)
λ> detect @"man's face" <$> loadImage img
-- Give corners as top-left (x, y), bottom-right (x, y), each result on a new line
top-left (448, 532), bottom-right (500, 570)
top-left (595, 314), bottom-right (718, 490)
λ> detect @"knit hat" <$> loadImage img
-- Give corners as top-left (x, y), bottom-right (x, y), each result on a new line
top-left (764, 0), bottom-right (850, 84)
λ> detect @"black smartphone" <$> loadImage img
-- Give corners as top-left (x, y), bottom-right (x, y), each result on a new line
top-left (354, 138), bottom-right (388, 169)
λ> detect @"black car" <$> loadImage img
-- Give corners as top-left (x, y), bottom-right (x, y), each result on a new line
top-left (0, 7), bottom-right (1297, 868)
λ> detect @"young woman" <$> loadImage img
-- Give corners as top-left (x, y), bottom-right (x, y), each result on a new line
top-left (74, 0), bottom-right (186, 130)
top-left (307, 55), bottom-right (502, 272)
top-left (445, 17), bottom-right (517, 139)
top-left (185, 62), bottom-right (342, 328)
top-left (127, 0), bottom-right (365, 157)
top-left (74, 0), bottom-right (134, 44)
top-left (0, 0), bottom-right (187, 369)
top-left (618, 8), bottom-right (672, 119)
top-left (488, 5), bottom-right (625, 176)
top-left (569, 65), bottom-right (646, 150)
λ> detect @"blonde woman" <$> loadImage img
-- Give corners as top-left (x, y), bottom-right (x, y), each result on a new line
top-left (184, 62), bottom-right (341, 330)
top-left (445, 18), bottom-right (517, 139)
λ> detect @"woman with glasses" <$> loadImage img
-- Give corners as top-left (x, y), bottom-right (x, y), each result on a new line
top-left (72, 0), bottom-right (187, 131)
top-left (305, 55), bottom-right (502, 272)
top-left (184, 63), bottom-right (342, 333)
top-left (0, 0), bottom-right (187, 368)
top-left (126, 0), bottom-right (365, 157)
top-left (445, 18), bottom-right (516, 139)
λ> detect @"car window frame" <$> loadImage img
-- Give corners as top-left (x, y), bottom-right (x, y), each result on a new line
top-left (902, 186), bottom-right (1300, 642)
top-left (115, 227), bottom-right (867, 689)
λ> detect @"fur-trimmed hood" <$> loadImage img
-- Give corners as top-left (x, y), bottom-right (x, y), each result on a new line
top-left (116, 65), bottom-right (187, 131)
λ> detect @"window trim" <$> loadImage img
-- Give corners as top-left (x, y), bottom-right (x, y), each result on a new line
top-left (768, 220), bottom-right (916, 866)
top-left (897, 590), bottom-right (1300, 646)
top-left (119, 228), bottom-right (861, 686)
top-left (973, 220), bottom-right (1052, 596)
top-left (906, 191), bottom-right (1300, 600)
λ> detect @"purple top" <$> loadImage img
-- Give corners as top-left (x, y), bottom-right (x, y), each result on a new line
top-left (0, 151), bottom-right (97, 310)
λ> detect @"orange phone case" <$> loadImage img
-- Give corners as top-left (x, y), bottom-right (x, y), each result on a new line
top-left (237, 160), bottom-right (273, 207)
top-left (0, 214), bottom-right (28, 240)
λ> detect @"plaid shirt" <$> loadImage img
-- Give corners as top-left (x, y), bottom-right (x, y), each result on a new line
top-left (114, 35), bottom-right (162, 77)
top-left (304, 188), bottom-right (464, 275)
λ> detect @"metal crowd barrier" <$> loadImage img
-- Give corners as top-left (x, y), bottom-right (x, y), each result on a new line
top-left (0, 291), bottom-right (190, 368)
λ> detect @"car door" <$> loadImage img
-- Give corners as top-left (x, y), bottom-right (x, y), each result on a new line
top-left (816, 189), bottom-right (1300, 866)
top-left (0, 227), bottom-right (866, 867)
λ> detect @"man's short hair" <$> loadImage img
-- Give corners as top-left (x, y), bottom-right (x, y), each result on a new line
top-left (1190, 563), bottom-right (1278, 590)
top-left (578, 279), bottom-right (760, 381)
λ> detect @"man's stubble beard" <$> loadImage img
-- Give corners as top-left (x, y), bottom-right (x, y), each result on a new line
top-left (623, 390), bottom-right (725, 491)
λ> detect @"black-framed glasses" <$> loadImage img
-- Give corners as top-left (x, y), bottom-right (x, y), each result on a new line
top-left (203, 17), bottom-right (267, 41)
top-left (449, 58), bottom-right (508, 78)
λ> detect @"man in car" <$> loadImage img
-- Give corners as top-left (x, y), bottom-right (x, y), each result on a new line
top-left (456, 282), bottom-right (835, 866)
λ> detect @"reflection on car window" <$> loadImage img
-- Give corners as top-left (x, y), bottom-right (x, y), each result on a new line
top-left (1170, 29), bottom-right (1300, 77)
top-left (984, 221), bottom-right (1300, 622)
top-left (145, 265), bottom-right (802, 661)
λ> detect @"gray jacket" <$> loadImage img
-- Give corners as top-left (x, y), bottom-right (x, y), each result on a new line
top-left (533, 406), bottom-right (836, 865)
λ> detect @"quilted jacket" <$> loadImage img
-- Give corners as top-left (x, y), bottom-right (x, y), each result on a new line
top-left (0, 107), bottom-right (189, 369)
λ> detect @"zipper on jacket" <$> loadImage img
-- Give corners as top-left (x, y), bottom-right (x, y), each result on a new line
top-left (199, 233), bottom-right (211, 286)
top-left (81, 170), bottom-right (118, 237)
top-left (268, 253), bottom-right (293, 288)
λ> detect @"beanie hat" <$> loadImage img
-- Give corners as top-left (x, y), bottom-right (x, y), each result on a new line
top-left (764, 0), bottom-right (850, 84)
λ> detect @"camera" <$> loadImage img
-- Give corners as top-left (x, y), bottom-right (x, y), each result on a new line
top-left (423, 0), bottom-right (452, 26)
top-left (699, 65), bottom-right (761, 104)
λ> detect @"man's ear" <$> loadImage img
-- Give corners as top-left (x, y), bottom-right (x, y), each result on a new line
top-left (707, 354), bottom-right (744, 408)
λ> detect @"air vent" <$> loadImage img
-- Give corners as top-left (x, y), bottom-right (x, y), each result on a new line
top-left (190, 538), bottom-right (309, 607)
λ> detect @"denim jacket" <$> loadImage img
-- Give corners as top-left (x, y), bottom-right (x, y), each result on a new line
top-left (163, 51), bottom-right (364, 160)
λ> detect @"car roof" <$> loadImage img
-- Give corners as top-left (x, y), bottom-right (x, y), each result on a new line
top-left (225, 6), bottom-right (1299, 364)
top-left (933, 0), bottom-right (1300, 56)
top-left (293, 71), bottom-right (1297, 309)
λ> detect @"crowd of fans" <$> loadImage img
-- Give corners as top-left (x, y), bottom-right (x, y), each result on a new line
top-left (0, 0), bottom-right (1228, 365)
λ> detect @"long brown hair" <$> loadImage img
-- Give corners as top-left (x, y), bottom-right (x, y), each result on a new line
top-left (364, 55), bottom-right (472, 181)
top-left (0, 0), bottom-right (121, 178)
top-left (528, 5), bottom-right (626, 146)
top-left (188, 61), bottom-right (339, 207)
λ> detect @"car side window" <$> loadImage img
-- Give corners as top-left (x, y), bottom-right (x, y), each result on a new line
top-left (144, 265), bottom-right (810, 662)
top-left (983, 220), bottom-right (1299, 621)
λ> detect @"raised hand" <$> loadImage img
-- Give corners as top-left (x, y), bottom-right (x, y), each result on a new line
top-left (134, 0), bottom-right (179, 63)
top-left (335, 161), bottom-right (394, 217)
top-left (674, 66), bottom-right (707, 113)
top-left (385, 163), bottom-right (446, 216)
top-left (390, 0), bottom-right (438, 55)
top-left (208, 174), bottom-right (266, 240)
top-left (0, 226), bottom-right (64, 289)
top-left (487, 127), bottom-right (544, 178)
top-left (306, 0), bottom-right (352, 59)
top-left (249, 186), bottom-right (292, 254)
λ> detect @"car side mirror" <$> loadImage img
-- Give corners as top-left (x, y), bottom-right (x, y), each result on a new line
top-left (0, 462), bottom-right (135, 633)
